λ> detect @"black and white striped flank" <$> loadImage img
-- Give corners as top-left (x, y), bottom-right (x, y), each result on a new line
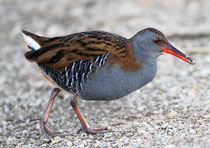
top-left (39, 53), bottom-right (110, 94)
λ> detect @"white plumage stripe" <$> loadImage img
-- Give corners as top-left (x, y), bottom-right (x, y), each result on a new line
top-left (21, 31), bottom-right (41, 50)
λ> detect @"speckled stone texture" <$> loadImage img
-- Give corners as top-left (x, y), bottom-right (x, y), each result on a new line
top-left (0, 0), bottom-right (209, 147)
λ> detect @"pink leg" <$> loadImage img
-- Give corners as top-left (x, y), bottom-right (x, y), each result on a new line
top-left (30, 88), bottom-right (71, 138)
top-left (70, 96), bottom-right (108, 134)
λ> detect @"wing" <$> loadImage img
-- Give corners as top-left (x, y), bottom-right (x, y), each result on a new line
top-left (24, 31), bottom-right (129, 72)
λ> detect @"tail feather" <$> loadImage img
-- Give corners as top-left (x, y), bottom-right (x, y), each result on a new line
top-left (21, 30), bottom-right (62, 62)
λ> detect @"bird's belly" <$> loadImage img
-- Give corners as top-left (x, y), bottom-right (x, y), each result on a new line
top-left (79, 63), bottom-right (157, 101)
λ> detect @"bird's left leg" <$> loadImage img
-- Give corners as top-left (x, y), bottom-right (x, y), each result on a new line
top-left (30, 88), bottom-right (71, 138)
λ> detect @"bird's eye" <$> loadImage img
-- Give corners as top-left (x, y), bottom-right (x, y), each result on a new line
top-left (153, 38), bottom-right (160, 43)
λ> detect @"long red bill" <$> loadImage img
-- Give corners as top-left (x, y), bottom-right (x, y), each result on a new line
top-left (162, 44), bottom-right (195, 65)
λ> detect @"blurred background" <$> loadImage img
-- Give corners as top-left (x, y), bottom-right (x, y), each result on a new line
top-left (0, 0), bottom-right (209, 147)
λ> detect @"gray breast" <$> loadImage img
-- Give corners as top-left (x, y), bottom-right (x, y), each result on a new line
top-left (79, 59), bottom-right (157, 101)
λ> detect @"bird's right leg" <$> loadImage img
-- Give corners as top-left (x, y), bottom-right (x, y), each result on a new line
top-left (70, 95), bottom-right (108, 134)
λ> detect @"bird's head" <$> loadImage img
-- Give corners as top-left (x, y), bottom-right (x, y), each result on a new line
top-left (132, 28), bottom-right (195, 65)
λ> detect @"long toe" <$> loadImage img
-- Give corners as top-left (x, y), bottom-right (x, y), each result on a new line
top-left (78, 126), bottom-right (110, 134)
top-left (40, 122), bottom-right (73, 138)
top-left (39, 119), bottom-right (57, 138)
top-left (30, 118), bottom-right (72, 138)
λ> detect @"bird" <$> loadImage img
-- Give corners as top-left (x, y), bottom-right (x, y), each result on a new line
top-left (21, 28), bottom-right (195, 138)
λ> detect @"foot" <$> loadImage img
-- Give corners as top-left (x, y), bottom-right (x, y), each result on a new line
top-left (30, 118), bottom-right (72, 138)
top-left (79, 122), bottom-right (124, 134)
top-left (77, 126), bottom-right (109, 134)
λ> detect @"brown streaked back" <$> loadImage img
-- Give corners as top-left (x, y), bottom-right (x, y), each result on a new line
top-left (23, 31), bottom-right (142, 72)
